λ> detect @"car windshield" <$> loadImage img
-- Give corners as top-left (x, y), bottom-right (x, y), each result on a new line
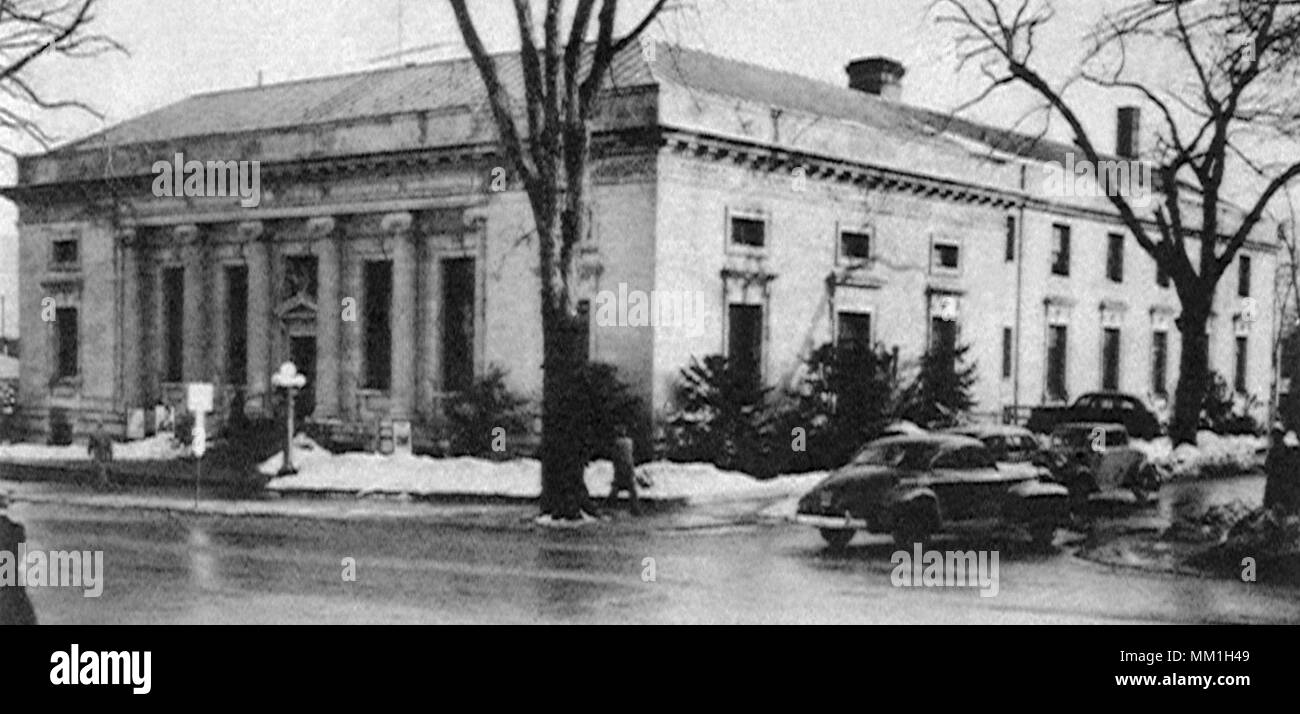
top-left (853, 441), bottom-right (944, 469)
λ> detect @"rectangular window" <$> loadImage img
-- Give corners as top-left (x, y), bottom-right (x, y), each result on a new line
top-left (52, 240), bottom-right (79, 267)
top-left (442, 258), bottom-right (476, 392)
top-left (836, 312), bottom-right (872, 353)
top-left (1047, 325), bottom-right (1068, 402)
top-left (1238, 255), bottom-right (1251, 298)
top-left (932, 242), bottom-right (960, 272)
top-left (1005, 216), bottom-right (1016, 262)
top-left (1235, 336), bottom-right (1248, 393)
top-left (162, 266), bottom-right (185, 382)
top-left (1156, 262), bottom-right (1170, 288)
top-left (225, 265), bottom-right (248, 385)
top-left (1102, 327), bottom-right (1121, 391)
top-left (1152, 331), bottom-right (1168, 397)
top-left (1002, 327), bottom-right (1013, 379)
top-left (730, 215), bottom-right (766, 248)
top-left (54, 307), bottom-right (78, 379)
top-left (1106, 233), bottom-right (1124, 283)
top-left (728, 304), bottom-right (764, 387)
top-left (283, 254), bottom-right (318, 301)
top-left (363, 260), bottom-right (393, 390)
top-left (1051, 224), bottom-right (1071, 276)
top-left (839, 230), bottom-right (872, 261)
top-left (929, 317), bottom-right (958, 376)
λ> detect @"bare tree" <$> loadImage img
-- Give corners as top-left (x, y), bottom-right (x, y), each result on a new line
top-left (0, 0), bottom-right (123, 153)
top-left (446, 0), bottom-right (671, 518)
top-left (937, 0), bottom-right (1300, 443)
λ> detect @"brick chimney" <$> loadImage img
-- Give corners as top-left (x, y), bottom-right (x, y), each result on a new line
top-left (846, 57), bottom-right (905, 101)
top-left (1116, 106), bottom-right (1140, 159)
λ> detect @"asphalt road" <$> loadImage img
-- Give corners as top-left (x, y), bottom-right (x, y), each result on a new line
top-left (7, 487), bottom-right (1300, 624)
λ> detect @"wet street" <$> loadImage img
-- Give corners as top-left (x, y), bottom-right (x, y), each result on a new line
top-left (7, 476), bottom-right (1300, 624)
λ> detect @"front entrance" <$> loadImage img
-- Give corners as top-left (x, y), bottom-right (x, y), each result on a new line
top-left (289, 335), bottom-right (316, 418)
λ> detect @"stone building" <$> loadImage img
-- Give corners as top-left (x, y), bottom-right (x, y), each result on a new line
top-left (2, 43), bottom-right (1279, 443)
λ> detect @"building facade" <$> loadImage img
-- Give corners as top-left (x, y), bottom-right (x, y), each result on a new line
top-left (2, 43), bottom-right (1279, 443)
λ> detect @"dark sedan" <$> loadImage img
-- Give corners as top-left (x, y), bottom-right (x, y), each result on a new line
top-left (1026, 392), bottom-right (1163, 440)
top-left (795, 434), bottom-right (1070, 548)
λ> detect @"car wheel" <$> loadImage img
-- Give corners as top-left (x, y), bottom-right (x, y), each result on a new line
top-left (892, 507), bottom-right (930, 548)
top-left (819, 528), bottom-right (855, 549)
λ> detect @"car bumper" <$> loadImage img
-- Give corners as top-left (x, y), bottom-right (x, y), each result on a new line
top-left (795, 513), bottom-right (869, 530)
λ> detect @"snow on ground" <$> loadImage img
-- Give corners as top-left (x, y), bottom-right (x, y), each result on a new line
top-left (262, 435), bottom-right (827, 503)
top-left (0, 433), bottom-right (188, 462)
top-left (1130, 431), bottom-right (1266, 479)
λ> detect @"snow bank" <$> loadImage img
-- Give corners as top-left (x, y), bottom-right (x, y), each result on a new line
top-left (262, 437), bottom-right (825, 504)
top-left (1130, 431), bottom-right (1265, 480)
top-left (0, 433), bottom-right (188, 463)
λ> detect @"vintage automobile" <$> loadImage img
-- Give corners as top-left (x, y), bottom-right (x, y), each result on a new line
top-left (1026, 392), bottom-right (1163, 440)
top-left (1044, 422), bottom-right (1162, 505)
top-left (942, 424), bottom-right (1046, 471)
top-left (795, 433), bottom-right (1070, 549)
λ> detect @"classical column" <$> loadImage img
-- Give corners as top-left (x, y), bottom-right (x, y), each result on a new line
top-left (177, 224), bottom-right (205, 383)
top-left (244, 221), bottom-right (270, 416)
top-left (339, 223), bottom-right (362, 421)
top-left (119, 229), bottom-right (142, 411)
top-left (418, 229), bottom-right (440, 418)
top-left (309, 216), bottom-right (340, 419)
top-left (134, 233), bottom-right (159, 406)
top-left (386, 211), bottom-right (417, 419)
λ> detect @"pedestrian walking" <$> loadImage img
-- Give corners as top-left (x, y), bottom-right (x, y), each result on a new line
top-left (1264, 423), bottom-right (1300, 514)
top-left (0, 493), bottom-right (38, 625)
top-left (606, 425), bottom-right (641, 516)
top-left (88, 419), bottom-right (113, 489)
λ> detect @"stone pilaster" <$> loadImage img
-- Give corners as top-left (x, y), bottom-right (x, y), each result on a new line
top-left (177, 224), bottom-right (204, 383)
top-left (309, 216), bottom-right (340, 419)
top-left (418, 230), bottom-right (440, 417)
top-left (385, 212), bottom-right (417, 419)
top-left (119, 229), bottom-right (142, 410)
top-left (244, 222), bottom-right (270, 415)
top-left (339, 224), bottom-right (362, 421)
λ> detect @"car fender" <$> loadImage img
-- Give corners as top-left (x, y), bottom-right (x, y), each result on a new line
top-left (891, 487), bottom-right (941, 528)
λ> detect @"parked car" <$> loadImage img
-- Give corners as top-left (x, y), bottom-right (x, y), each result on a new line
top-left (795, 433), bottom-right (1070, 548)
top-left (942, 424), bottom-right (1046, 468)
top-left (1026, 392), bottom-right (1163, 439)
top-left (1044, 422), bottom-right (1161, 505)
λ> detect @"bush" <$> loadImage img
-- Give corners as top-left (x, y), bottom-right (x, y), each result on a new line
top-left (444, 365), bottom-right (531, 457)
top-left (552, 361), bottom-right (647, 465)
top-left (780, 341), bottom-right (902, 471)
top-left (1200, 371), bottom-right (1260, 435)
top-left (897, 341), bottom-right (977, 428)
top-left (172, 411), bottom-right (195, 448)
top-left (665, 355), bottom-right (780, 476)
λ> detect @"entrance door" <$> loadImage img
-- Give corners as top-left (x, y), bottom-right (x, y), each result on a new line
top-left (289, 335), bottom-right (316, 418)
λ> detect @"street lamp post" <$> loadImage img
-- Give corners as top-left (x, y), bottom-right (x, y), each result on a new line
top-left (271, 362), bottom-right (308, 476)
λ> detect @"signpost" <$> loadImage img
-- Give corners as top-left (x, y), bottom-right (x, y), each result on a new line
top-left (187, 383), bottom-right (214, 508)
top-left (271, 362), bottom-right (308, 476)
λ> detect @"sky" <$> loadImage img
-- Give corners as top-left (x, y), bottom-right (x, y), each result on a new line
top-left (2, 0), bottom-right (1297, 339)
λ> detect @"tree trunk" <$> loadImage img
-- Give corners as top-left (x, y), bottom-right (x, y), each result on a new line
top-left (1172, 306), bottom-right (1210, 445)
top-left (537, 309), bottom-right (593, 518)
